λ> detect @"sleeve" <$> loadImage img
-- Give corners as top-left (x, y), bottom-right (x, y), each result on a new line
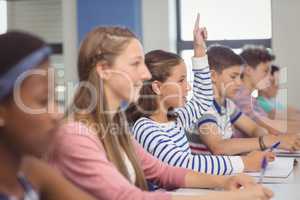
top-left (175, 56), bottom-right (214, 130)
top-left (257, 96), bottom-right (273, 113)
top-left (132, 139), bottom-right (189, 190)
top-left (196, 109), bottom-right (218, 128)
top-left (228, 100), bottom-right (243, 124)
top-left (132, 119), bottom-right (244, 175)
top-left (50, 126), bottom-right (172, 200)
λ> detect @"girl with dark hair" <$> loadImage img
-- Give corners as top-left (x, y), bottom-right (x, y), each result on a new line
top-left (127, 16), bottom-right (274, 175)
top-left (0, 31), bottom-right (95, 200)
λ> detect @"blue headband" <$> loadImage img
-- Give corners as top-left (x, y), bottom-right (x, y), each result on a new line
top-left (0, 46), bottom-right (51, 100)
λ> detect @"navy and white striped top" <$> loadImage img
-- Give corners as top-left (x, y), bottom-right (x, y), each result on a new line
top-left (132, 56), bottom-right (244, 175)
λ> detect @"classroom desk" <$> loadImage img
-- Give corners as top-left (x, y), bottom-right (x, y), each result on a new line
top-left (172, 158), bottom-right (300, 200)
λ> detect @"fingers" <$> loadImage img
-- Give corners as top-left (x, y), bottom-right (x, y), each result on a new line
top-left (253, 185), bottom-right (273, 200)
top-left (236, 173), bottom-right (256, 188)
top-left (201, 27), bottom-right (208, 40)
top-left (262, 186), bottom-right (274, 199)
top-left (293, 139), bottom-right (300, 150)
top-left (194, 13), bottom-right (200, 31)
top-left (265, 152), bottom-right (276, 162)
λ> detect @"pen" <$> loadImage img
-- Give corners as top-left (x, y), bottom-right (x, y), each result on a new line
top-left (259, 156), bottom-right (268, 183)
top-left (269, 141), bottom-right (281, 152)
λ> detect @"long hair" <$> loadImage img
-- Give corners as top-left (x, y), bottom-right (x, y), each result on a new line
top-left (69, 27), bottom-right (147, 189)
top-left (125, 50), bottom-right (183, 124)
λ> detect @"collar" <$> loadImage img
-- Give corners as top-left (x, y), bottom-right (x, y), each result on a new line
top-left (213, 98), bottom-right (227, 115)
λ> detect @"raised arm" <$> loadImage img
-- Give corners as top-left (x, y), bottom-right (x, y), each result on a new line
top-left (175, 14), bottom-right (213, 130)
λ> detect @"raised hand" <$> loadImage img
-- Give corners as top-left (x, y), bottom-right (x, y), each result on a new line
top-left (193, 13), bottom-right (207, 57)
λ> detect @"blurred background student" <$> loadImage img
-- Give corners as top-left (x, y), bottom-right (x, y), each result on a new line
top-left (0, 31), bottom-right (95, 200)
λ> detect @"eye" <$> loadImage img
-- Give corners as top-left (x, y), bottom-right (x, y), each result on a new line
top-left (131, 61), bottom-right (141, 67)
top-left (178, 77), bottom-right (186, 83)
top-left (39, 97), bottom-right (48, 106)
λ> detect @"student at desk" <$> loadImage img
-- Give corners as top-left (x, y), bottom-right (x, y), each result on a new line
top-left (187, 45), bottom-right (300, 156)
top-left (47, 22), bottom-right (273, 200)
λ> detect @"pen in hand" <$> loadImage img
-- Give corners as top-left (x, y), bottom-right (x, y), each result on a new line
top-left (259, 156), bottom-right (268, 184)
top-left (269, 141), bottom-right (281, 152)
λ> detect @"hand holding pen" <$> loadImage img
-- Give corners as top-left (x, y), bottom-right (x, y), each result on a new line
top-left (259, 142), bottom-right (280, 183)
top-left (259, 156), bottom-right (268, 184)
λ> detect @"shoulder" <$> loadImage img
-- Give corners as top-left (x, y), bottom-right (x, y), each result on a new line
top-left (55, 121), bottom-right (100, 144)
top-left (21, 156), bottom-right (55, 190)
top-left (132, 117), bottom-right (160, 132)
top-left (49, 121), bottom-right (104, 158)
top-left (198, 106), bottom-right (218, 121)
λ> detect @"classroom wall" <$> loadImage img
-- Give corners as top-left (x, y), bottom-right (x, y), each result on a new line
top-left (6, 0), bottom-right (298, 107)
top-left (77, 0), bottom-right (142, 43)
top-left (272, 0), bottom-right (300, 109)
top-left (142, 0), bottom-right (300, 108)
top-left (141, 0), bottom-right (177, 53)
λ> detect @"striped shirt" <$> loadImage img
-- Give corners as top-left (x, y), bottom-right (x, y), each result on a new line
top-left (132, 56), bottom-right (244, 175)
top-left (188, 99), bottom-right (243, 154)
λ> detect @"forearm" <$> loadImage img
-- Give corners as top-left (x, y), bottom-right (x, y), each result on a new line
top-left (251, 126), bottom-right (268, 137)
top-left (184, 171), bottom-right (226, 189)
top-left (211, 138), bottom-right (261, 155)
top-left (172, 190), bottom-right (238, 200)
top-left (194, 44), bottom-right (206, 57)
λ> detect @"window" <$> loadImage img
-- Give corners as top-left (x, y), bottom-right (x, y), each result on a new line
top-left (177, 0), bottom-right (272, 59)
top-left (0, 0), bottom-right (7, 34)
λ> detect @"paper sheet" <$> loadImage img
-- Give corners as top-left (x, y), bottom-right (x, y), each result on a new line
top-left (246, 157), bottom-right (295, 178)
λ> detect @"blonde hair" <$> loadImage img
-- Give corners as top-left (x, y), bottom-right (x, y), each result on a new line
top-left (71, 27), bottom-right (148, 190)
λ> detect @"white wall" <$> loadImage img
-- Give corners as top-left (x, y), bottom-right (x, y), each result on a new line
top-left (141, 0), bottom-right (177, 53)
top-left (6, 0), bottom-right (78, 105)
top-left (272, 0), bottom-right (300, 108)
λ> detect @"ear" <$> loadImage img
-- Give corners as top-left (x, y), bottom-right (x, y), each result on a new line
top-left (210, 70), bottom-right (219, 84)
top-left (151, 80), bottom-right (162, 95)
top-left (95, 61), bottom-right (110, 80)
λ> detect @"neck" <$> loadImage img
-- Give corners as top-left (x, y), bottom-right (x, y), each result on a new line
top-left (0, 141), bottom-right (22, 193)
top-left (213, 84), bottom-right (225, 106)
top-left (150, 99), bottom-right (170, 123)
top-left (242, 76), bottom-right (255, 92)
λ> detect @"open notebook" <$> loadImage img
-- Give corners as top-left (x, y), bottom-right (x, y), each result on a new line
top-left (245, 157), bottom-right (295, 178)
top-left (274, 149), bottom-right (300, 157)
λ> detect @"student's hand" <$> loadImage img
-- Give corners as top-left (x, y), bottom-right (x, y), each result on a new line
top-left (277, 133), bottom-right (300, 151)
top-left (242, 151), bottom-right (275, 172)
top-left (256, 75), bottom-right (271, 90)
top-left (222, 173), bottom-right (256, 190)
top-left (232, 185), bottom-right (274, 200)
top-left (193, 13), bottom-right (207, 57)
